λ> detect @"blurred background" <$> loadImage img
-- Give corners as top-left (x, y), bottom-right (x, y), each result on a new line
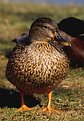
top-left (1, 0), bottom-right (84, 4)
top-left (0, 0), bottom-right (84, 121)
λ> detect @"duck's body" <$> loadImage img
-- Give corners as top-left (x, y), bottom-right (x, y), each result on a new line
top-left (6, 41), bottom-right (69, 95)
top-left (6, 17), bottom-right (70, 113)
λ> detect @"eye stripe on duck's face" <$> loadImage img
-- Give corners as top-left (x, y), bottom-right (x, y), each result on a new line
top-left (43, 25), bottom-right (55, 34)
top-left (36, 23), bottom-right (57, 34)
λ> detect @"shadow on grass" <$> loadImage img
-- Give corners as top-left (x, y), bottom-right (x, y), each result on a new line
top-left (0, 86), bottom-right (83, 108)
top-left (0, 87), bottom-right (40, 108)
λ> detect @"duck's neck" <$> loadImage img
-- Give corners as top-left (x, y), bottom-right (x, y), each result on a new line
top-left (32, 40), bottom-right (48, 44)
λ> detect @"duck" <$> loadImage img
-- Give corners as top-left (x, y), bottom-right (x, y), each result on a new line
top-left (6, 17), bottom-right (70, 114)
top-left (58, 17), bottom-right (84, 37)
top-left (58, 17), bottom-right (84, 67)
top-left (63, 34), bottom-right (84, 67)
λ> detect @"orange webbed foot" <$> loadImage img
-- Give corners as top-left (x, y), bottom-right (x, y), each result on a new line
top-left (39, 91), bottom-right (61, 115)
top-left (40, 106), bottom-right (61, 115)
top-left (16, 105), bottom-right (32, 112)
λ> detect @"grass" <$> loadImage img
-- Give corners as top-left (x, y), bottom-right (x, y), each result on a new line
top-left (0, 2), bottom-right (84, 121)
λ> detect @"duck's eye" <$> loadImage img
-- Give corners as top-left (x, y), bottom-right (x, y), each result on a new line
top-left (56, 35), bottom-right (60, 39)
top-left (43, 25), bottom-right (55, 34)
top-left (44, 26), bottom-right (48, 29)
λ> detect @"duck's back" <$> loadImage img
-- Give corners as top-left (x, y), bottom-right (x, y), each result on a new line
top-left (6, 42), bottom-right (69, 94)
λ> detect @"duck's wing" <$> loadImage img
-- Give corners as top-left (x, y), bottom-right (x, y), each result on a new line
top-left (5, 33), bottom-right (31, 58)
top-left (12, 33), bottom-right (31, 45)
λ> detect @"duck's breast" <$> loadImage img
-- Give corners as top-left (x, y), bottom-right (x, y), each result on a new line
top-left (6, 42), bottom-right (69, 94)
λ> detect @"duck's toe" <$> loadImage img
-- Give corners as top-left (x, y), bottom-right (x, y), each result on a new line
top-left (40, 106), bottom-right (61, 115)
top-left (15, 105), bottom-right (32, 112)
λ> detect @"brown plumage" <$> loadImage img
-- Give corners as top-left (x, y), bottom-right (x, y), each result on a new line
top-left (58, 17), bottom-right (84, 67)
top-left (6, 17), bottom-right (70, 114)
top-left (63, 34), bottom-right (84, 67)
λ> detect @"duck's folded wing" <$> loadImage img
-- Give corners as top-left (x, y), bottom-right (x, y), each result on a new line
top-left (12, 33), bottom-right (31, 45)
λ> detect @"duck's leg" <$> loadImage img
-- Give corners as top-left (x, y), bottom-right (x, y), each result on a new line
top-left (41, 91), bottom-right (61, 115)
top-left (16, 91), bottom-right (32, 112)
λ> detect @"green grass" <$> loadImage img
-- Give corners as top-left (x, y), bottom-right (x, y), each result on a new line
top-left (0, 2), bottom-right (84, 121)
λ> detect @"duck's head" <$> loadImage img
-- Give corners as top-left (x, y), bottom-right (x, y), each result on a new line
top-left (29, 17), bottom-right (71, 46)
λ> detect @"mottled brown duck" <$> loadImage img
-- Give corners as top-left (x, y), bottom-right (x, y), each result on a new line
top-left (6, 17), bottom-right (70, 114)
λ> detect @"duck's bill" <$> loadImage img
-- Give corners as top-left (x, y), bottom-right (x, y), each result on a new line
top-left (55, 32), bottom-right (71, 46)
top-left (60, 41), bottom-right (71, 46)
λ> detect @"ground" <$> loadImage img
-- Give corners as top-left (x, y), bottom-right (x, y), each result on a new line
top-left (0, 2), bottom-right (84, 121)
